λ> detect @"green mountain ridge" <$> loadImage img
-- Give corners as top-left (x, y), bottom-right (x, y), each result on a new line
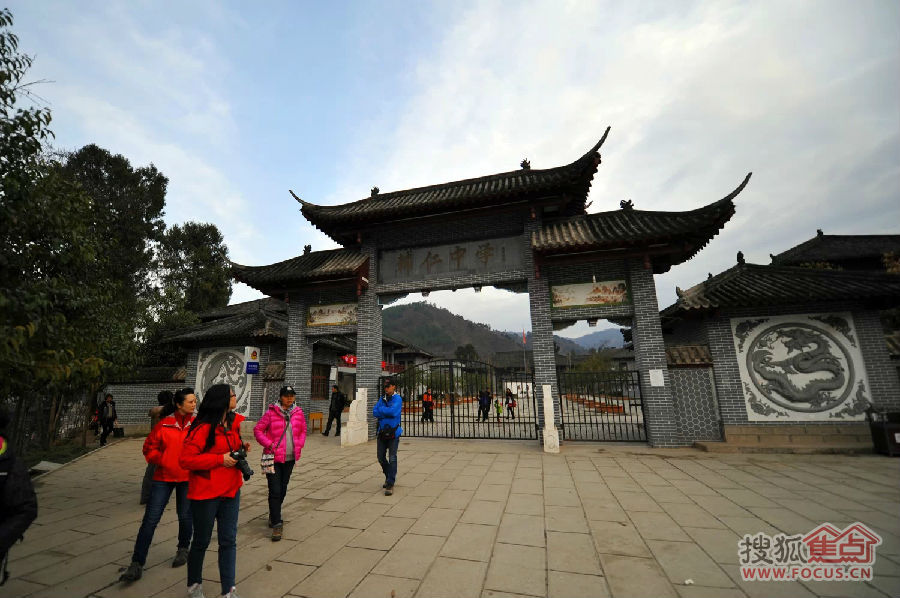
top-left (382, 302), bottom-right (592, 360)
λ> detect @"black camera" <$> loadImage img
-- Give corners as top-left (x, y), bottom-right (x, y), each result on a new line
top-left (229, 448), bottom-right (253, 481)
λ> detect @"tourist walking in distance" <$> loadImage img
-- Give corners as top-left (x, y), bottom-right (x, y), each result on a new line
top-left (0, 407), bottom-right (38, 587)
top-left (505, 388), bottom-right (516, 420)
top-left (478, 389), bottom-right (491, 422)
top-left (120, 389), bottom-right (196, 583)
top-left (374, 378), bottom-right (403, 496)
top-left (254, 385), bottom-right (306, 541)
top-left (323, 384), bottom-right (345, 436)
top-left (421, 387), bottom-right (434, 422)
top-left (180, 384), bottom-right (247, 598)
top-left (141, 390), bottom-right (174, 505)
top-left (98, 393), bottom-right (118, 445)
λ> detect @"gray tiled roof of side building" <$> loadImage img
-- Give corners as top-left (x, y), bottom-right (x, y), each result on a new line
top-left (661, 262), bottom-right (900, 316)
top-left (770, 233), bottom-right (900, 266)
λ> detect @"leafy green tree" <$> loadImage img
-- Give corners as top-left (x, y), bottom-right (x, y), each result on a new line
top-left (142, 221), bottom-right (231, 365)
top-left (575, 349), bottom-right (614, 372)
top-left (454, 343), bottom-right (479, 361)
top-left (0, 8), bottom-right (123, 449)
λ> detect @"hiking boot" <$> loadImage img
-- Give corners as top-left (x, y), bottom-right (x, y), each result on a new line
top-left (172, 547), bottom-right (189, 567)
top-left (119, 561), bottom-right (142, 582)
top-left (384, 485), bottom-right (393, 496)
top-left (187, 583), bottom-right (206, 598)
top-left (272, 524), bottom-right (283, 542)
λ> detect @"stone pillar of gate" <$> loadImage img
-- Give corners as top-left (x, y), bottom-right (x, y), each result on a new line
top-left (355, 240), bottom-right (382, 441)
top-left (526, 222), bottom-right (561, 453)
top-left (628, 260), bottom-right (684, 447)
top-left (285, 295), bottom-right (313, 416)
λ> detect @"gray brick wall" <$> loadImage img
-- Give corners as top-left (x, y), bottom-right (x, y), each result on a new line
top-left (704, 302), bottom-right (900, 425)
top-left (357, 240), bottom-right (382, 438)
top-left (670, 367), bottom-right (721, 441)
top-left (285, 298), bottom-right (314, 418)
top-left (526, 218), bottom-right (559, 429)
top-left (629, 261), bottom-right (683, 447)
top-left (101, 383), bottom-right (182, 429)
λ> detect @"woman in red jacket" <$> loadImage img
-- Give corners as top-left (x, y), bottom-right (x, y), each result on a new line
top-left (120, 388), bottom-right (197, 583)
top-left (179, 384), bottom-right (245, 598)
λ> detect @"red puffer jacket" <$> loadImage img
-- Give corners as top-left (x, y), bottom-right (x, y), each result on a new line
top-left (179, 422), bottom-right (244, 500)
top-left (143, 412), bottom-right (193, 482)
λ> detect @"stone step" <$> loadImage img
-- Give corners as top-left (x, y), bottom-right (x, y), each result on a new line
top-left (694, 441), bottom-right (873, 454)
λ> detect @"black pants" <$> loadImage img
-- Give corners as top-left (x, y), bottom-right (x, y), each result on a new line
top-left (324, 410), bottom-right (341, 435)
top-left (266, 460), bottom-right (295, 526)
top-left (140, 463), bottom-right (156, 504)
top-left (99, 420), bottom-right (114, 445)
top-left (478, 405), bottom-right (489, 421)
top-left (422, 404), bottom-right (433, 422)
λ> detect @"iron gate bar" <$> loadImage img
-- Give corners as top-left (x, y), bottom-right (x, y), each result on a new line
top-left (557, 370), bottom-right (646, 442)
top-left (381, 359), bottom-right (538, 440)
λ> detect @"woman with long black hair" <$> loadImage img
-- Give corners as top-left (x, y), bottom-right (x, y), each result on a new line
top-left (179, 384), bottom-right (245, 598)
top-left (120, 388), bottom-right (196, 583)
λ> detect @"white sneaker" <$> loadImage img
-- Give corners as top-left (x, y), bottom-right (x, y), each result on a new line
top-left (223, 587), bottom-right (241, 598)
top-left (188, 583), bottom-right (206, 598)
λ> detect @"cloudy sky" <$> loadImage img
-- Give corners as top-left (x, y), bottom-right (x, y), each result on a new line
top-left (10, 0), bottom-right (899, 338)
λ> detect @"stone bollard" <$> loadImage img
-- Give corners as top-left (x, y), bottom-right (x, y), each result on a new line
top-left (542, 384), bottom-right (560, 453)
top-left (341, 388), bottom-right (369, 448)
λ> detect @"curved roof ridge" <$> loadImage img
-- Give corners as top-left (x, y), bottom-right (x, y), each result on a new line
top-left (292, 131), bottom-right (610, 211)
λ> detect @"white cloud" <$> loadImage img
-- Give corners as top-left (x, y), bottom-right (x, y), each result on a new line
top-left (327, 0), bottom-right (898, 332)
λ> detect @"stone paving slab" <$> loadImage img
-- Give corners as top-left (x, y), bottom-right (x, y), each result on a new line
top-left (7, 435), bottom-right (900, 598)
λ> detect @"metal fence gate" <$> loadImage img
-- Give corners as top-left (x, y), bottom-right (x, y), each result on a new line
top-left (557, 370), bottom-right (646, 441)
top-left (381, 360), bottom-right (538, 439)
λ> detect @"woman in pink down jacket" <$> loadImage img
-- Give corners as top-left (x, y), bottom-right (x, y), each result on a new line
top-left (253, 385), bottom-right (306, 541)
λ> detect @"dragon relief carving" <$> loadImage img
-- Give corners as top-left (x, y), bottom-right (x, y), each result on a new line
top-left (747, 324), bottom-right (856, 414)
top-left (744, 383), bottom-right (787, 418)
top-left (735, 318), bottom-right (767, 352)
top-left (809, 315), bottom-right (857, 347)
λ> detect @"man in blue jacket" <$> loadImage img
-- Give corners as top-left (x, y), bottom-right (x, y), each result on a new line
top-left (373, 378), bottom-right (403, 496)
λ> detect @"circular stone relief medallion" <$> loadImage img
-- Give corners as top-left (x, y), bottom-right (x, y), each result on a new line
top-left (746, 323), bottom-right (853, 413)
top-left (199, 350), bottom-right (250, 414)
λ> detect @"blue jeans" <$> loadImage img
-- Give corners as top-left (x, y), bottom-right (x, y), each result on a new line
top-left (188, 491), bottom-right (240, 596)
top-left (376, 435), bottom-right (399, 486)
top-left (132, 480), bottom-right (191, 565)
top-left (266, 460), bottom-right (295, 526)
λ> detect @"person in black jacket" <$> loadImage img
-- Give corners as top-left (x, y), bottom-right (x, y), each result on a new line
top-left (323, 385), bottom-right (346, 437)
top-left (0, 407), bottom-right (38, 586)
top-left (98, 393), bottom-right (119, 446)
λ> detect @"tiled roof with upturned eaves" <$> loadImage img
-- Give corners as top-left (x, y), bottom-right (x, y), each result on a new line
top-left (532, 174), bottom-right (750, 259)
top-left (162, 307), bottom-right (287, 344)
top-left (231, 248), bottom-right (368, 294)
top-left (199, 298), bottom-right (286, 322)
top-left (661, 263), bottom-right (900, 317)
top-left (295, 131), bottom-right (610, 243)
top-left (770, 233), bottom-right (900, 266)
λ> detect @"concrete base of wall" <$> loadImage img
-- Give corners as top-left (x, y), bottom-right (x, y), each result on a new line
top-left (694, 424), bottom-right (874, 454)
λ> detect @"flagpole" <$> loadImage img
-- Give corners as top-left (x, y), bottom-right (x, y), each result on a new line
top-left (523, 330), bottom-right (527, 375)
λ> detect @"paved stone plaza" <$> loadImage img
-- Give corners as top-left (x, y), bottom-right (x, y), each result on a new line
top-left (6, 436), bottom-right (900, 598)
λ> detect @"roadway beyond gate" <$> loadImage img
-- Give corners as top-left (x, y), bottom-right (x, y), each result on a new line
top-left (383, 360), bottom-right (538, 440)
top-left (557, 370), bottom-right (647, 441)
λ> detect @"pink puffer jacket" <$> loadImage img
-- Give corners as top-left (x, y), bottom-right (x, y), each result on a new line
top-left (253, 403), bottom-right (307, 463)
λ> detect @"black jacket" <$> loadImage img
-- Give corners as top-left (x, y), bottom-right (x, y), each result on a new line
top-left (329, 391), bottom-right (346, 414)
top-left (0, 445), bottom-right (38, 561)
top-left (99, 400), bottom-right (117, 423)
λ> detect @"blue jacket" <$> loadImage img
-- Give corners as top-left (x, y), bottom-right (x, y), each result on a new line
top-left (373, 392), bottom-right (403, 438)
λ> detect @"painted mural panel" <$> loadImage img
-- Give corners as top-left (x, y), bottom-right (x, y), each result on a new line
top-left (731, 313), bottom-right (870, 421)
top-left (196, 347), bottom-right (252, 416)
top-left (551, 280), bottom-right (629, 308)
top-left (308, 303), bottom-right (358, 327)
top-left (379, 236), bottom-right (524, 284)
